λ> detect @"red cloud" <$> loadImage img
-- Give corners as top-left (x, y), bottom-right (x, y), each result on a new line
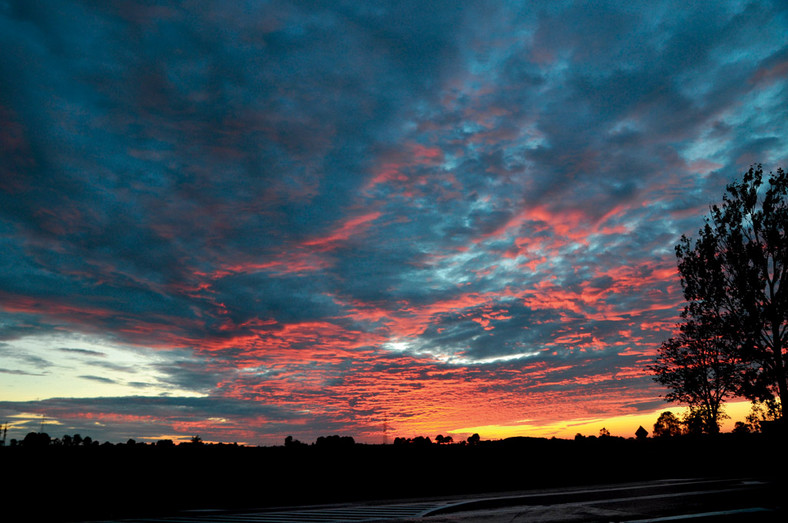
top-left (302, 212), bottom-right (382, 251)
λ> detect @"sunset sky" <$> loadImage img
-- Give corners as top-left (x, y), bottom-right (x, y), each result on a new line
top-left (1, 1), bottom-right (787, 445)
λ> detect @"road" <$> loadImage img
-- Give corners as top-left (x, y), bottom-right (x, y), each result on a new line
top-left (416, 477), bottom-right (782, 522)
top-left (85, 477), bottom-right (783, 522)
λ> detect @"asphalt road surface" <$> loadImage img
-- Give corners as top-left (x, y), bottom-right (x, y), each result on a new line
top-left (85, 477), bottom-right (783, 523)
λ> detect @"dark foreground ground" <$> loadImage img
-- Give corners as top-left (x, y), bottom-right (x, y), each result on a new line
top-left (3, 432), bottom-right (786, 522)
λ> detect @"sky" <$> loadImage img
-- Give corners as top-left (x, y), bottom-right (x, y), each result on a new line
top-left (1, 0), bottom-right (787, 446)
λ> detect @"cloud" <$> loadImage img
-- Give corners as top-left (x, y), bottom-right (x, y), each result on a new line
top-left (78, 375), bottom-right (118, 384)
top-left (0, 343), bottom-right (54, 370)
top-left (0, 368), bottom-right (45, 376)
top-left (58, 347), bottom-right (107, 357)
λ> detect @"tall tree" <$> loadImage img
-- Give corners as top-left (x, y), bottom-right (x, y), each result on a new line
top-left (662, 165), bottom-right (788, 420)
top-left (650, 313), bottom-right (740, 432)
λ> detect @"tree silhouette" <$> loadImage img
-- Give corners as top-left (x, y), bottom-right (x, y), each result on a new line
top-left (732, 421), bottom-right (750, 434)
top-left (653, 165), bottom-right (788, 424)
top-left (411, 436), bottom-right (432, 446)
top-left (683, 408), bottom-right (710, 436)
top-left (434, 434), bottom-right (455, 444)
top-left (653, 411), bottom-right (682, 437)
top-left (745, 398), bottom-right (782, 432)
top-left (284, 435), bottom-right (305, 447)
top-left (22, 432), bottom-right (50, 447)
top-left (650, 315), bottom-right (740, 433)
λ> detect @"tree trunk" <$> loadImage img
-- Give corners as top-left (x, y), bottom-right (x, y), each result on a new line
top-left (774, 346), bottom-right (788, 423)
top-left (770, 318), bottom-right (787, 422)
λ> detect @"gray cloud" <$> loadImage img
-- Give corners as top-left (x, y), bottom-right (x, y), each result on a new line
top-left (78, 375), bottom-right (117, 384)
top-left (58, 347), bottom-right (107, 357)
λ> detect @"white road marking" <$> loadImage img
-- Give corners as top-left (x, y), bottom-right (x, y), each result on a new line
top-left (622, 507), bottom-right (773, 522)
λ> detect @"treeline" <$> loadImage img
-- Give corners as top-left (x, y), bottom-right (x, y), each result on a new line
top-left (8, 413), bottom-right (779, 451)
top-left (7, 405), bottom-right (781, 452)
top-left (391, 433), bottom-right (480, 445)
top-left (3, 431), bottom-right (234, 448)
top-left (6, 431), bottom-right (473, 449)
top-left (8, 432), bottom-right (472, 449)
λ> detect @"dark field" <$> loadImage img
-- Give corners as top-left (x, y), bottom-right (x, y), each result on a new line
top-left (4, 433), bottom-right (786, 522)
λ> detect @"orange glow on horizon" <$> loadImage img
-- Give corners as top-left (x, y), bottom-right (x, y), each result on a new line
top-left (447, 401), bottom-right (755, 441)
